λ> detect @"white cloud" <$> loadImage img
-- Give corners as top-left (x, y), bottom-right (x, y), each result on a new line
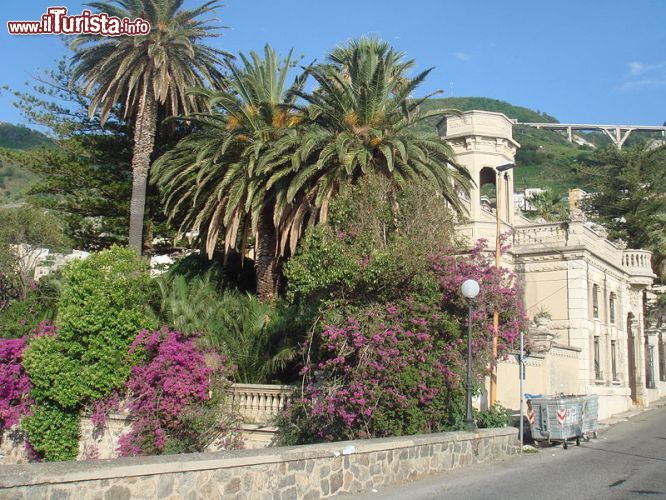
top-left (620, 78), bottom-right (666, 90)
top-left (627, 61), bottom-right (666, 76)
top-left (621, 61), bottom-right (666, 91)
top-left (452, 52), bottom-right (470, 62)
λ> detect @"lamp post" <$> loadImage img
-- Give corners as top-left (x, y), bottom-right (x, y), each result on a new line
top-left (490, 162), bottom-right (515, 406)
top-left (461, 278), bottom-right (480, 431)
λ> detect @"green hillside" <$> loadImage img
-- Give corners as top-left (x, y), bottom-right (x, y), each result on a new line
top-left (0, 123), bottom-right (50, 205)
top-left (0, 99), bottom-right (634, 205)
top-left (0, 162), bottom-right (38, 204)
top-left (412, 97), bottom-right (594, 193)
top-left (0, 122), bottom-right (51, 149)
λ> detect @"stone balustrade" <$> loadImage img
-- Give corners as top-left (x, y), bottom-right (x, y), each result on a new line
top-left (229, 384), bottom-right (297, 425)
top-left (2, 384), bottom-right (300, 464)
top-left (622, 249), bottom-right (653, 272)
top-left (622, 249), bottom-right (655, 285)
top-left (513, 223), bottom-right (656, 278)
top-left (513, 223), bottom-right (567, 247)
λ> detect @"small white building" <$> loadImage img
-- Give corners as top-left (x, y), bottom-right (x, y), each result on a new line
top-left (30, 248), bottom-right (90, 281)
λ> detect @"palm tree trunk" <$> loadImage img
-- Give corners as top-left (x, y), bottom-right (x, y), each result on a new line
top-left (256, 207), bottom-right (279, 300)
top-left (128, 83), bottom-right (157, 254)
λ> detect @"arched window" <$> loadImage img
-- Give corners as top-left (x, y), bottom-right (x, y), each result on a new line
top-left (479, 167), bottom-right (497, 213)
top-left (592, 284), bottom-right (599, 319)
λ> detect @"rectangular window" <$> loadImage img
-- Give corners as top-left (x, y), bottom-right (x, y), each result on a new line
top-left (646, 345), bottom-right (656, 389)
top-left (594, 336), bottom-right (601, 380)
top-left (659, 333), bottom-right (666, 382)
top-left (609, 293), bottom-right (615, 324)
top-left (592, 285), bottom-right (599, 319)
top-left (611, 340), bottom-right (617, 381)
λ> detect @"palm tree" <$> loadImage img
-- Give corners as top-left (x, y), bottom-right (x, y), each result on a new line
top-left (269, 38), bottom-right (472, 253)
top-left (153, 45), bottom-right (306, 299)
top-left (71, 0), bottom-right (229, 253)
top-left (198, 291), bottom-right (300, 384)
top-left (525, 189), bottom-right (569, 221)
top-left (150, 272), bottom-right (300, 383)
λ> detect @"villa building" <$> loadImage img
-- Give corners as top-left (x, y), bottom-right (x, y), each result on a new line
top-left (439, 110), bottom-right (664, 420)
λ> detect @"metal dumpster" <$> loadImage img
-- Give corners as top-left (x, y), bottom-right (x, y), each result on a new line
top-left (579, 394), bottom-right (599, 439)
top-left (526, 394), bottom-right (596, 449)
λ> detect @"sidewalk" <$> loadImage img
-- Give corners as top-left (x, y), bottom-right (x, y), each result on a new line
top-left (353, 400), bottom-right (666, 499)
top-left (596, 397), bottom-right (666, 433)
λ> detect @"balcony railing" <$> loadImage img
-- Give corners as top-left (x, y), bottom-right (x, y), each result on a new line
top-left (513, 223), bottom-right (568, 247)
top-left (622, 250), bottom-right (653, 272)
top-left (229, 383), bottom-right (296, 425)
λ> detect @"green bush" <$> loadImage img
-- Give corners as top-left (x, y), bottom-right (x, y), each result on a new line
top-left (22, 334), bottom-right (81, 408)
top-left (21, 402), bottom-right (79, 462)
top-left (475, 403), bottom-right (512, 429)
top-left (0, 273), bottom-right (61, 339)
top-left (284, 226), bottom-right (359, 303)
top-left (55, 246), bottom-right (155, 400)
top-left (22, 246), bottom-right (155, 461)
top-left (285, 174), bottom-right (453, 308)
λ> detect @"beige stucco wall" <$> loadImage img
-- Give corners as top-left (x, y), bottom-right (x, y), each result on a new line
top-left (495, 347), bottom-right (581, 411)
top-left (522, 267), bottom-right (569, 335)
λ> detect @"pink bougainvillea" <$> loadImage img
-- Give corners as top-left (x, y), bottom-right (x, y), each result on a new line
top-left (431, 238), bottom-right (528, 352)
top-left (0, 337), bottom-right (33, 430)
top-left (89, 391), bottom-right (121, 433)
top-left (280, 239), bottom-right (528, 444)
top-left (118, 327), bottom-right (232, 456)
top-left (29, 320), bottom-right (58, 338)
top-left (282, 302), bottom-right (469, 443)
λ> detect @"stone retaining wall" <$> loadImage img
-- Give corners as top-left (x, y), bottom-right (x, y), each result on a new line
top-left (0, 427), bottom-right (518, 499)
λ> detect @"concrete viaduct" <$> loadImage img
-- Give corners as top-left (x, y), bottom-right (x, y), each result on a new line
top-left (516, 121), bottom-right (666, 148)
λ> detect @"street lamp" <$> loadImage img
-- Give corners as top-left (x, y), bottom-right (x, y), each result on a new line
top-left (461, 278), bottom-right (480, 431)
top-left (490, 162), bottom-right (515, 406)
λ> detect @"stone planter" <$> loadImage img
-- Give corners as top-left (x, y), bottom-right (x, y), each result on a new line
top-left (529, 318), bottom-right (555, 353)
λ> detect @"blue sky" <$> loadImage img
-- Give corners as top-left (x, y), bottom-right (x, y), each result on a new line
top-left (1, 0), bottom-right (665, 127)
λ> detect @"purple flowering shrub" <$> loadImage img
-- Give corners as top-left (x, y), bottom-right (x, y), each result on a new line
top-left (89, 391), bottom-right (121, 434)
top-left (279, 239), bottom-right (528, 444)
top-left (279, 302), bottom-right (469, 443)
top-left (431, 238), bottom-right (528, 357)
top-left (0, 337), bottom-right (33, 431)
top-left (118, 327), bottom-right (242, 456)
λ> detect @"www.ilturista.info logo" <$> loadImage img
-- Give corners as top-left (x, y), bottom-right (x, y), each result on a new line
top-left (7, 7), bottom-right (151, 36)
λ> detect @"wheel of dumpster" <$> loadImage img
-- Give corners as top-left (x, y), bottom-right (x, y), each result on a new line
top-left (563, 441), bottom-right (568, 450)
top-left (583, 434), bottom-right (590, 442)
top-left (576, 437), bottom-right (581, 446)
top-left (592, 431), bottom-right (598, 439)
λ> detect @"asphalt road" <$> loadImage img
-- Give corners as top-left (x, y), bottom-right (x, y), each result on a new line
top-left (344, 404), bottom-right (666, 500)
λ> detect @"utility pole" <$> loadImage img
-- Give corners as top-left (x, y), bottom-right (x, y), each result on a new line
top-left (490, 163), bottom-right (515, 406)
top-left (519, 330), bottom-right (524, 454)
top-left (491, 177), bottom-right (501, 405)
